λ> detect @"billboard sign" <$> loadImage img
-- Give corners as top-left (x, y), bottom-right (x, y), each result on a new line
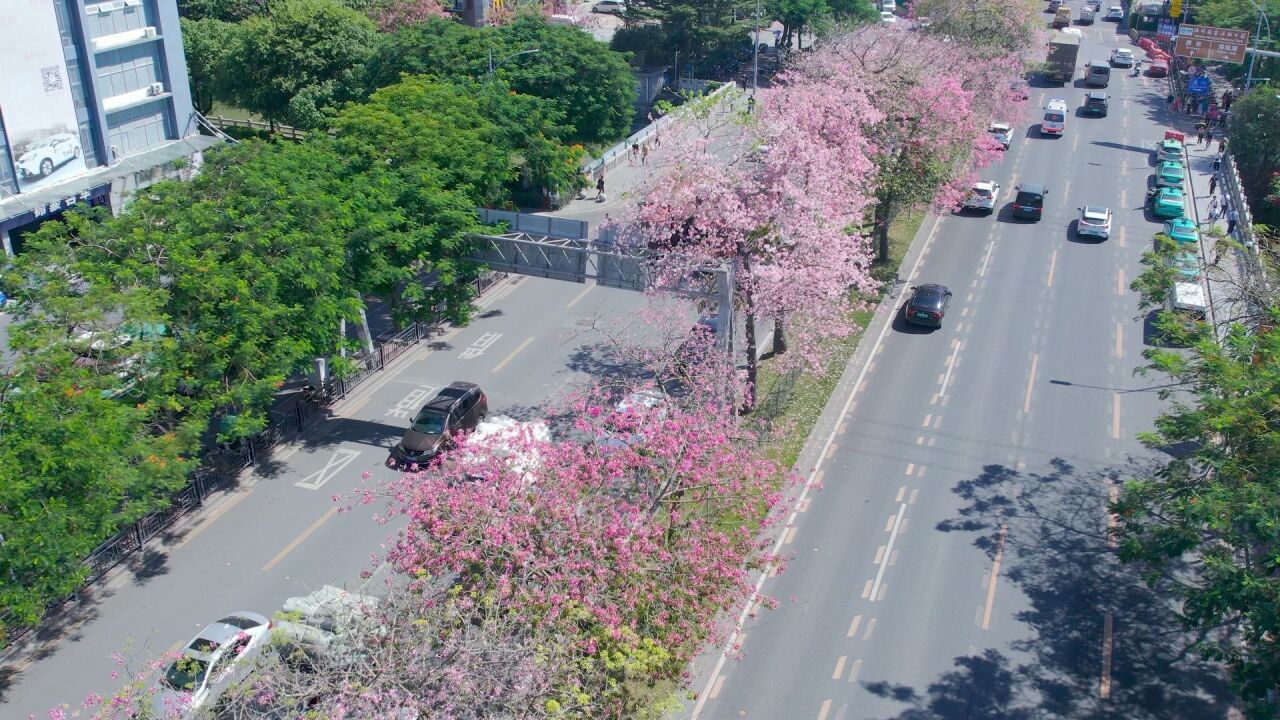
top-left (1174, 24), bottom-right (1251, 64)
top-left (0, 0), bottom-right (88, 193)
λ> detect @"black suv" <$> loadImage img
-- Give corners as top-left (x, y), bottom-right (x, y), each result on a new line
top-left (1012, 183), bottom-right (1048, 221)
top-left (1083, 91), bottom-right (1109, 117)
top-left (387, 382), bottom-right (488, 469)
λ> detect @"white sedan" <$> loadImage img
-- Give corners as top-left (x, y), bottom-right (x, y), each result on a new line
top-left (1105, 5), bottom-right (1124, 20)
top-left (153, 612), bottom-right (273, 714)
top-left (1077, 206), bottom-right (1113, 239)
top-left (1110, 48), bottom-right (1135, 67)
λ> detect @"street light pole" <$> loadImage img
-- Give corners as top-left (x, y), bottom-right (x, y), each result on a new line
top-left (752, 0), bottom-right (761, 96)
top-left (1244, 0), bottom-right (1271, 89)
top-left (487, 47), bottom-right (540, 78)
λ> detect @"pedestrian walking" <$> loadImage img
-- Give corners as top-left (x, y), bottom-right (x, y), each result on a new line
top-left (1218, 137), bottom-right (1227, 154)
top-left (641, 144), bottom-right (649, 165)
top-left (596, 175), bottom-right (606, 202)
top-left (1196, 127), bottom-right (1206, 146)
top-left (1213, 152), bottom-right (1222, 172)
top-left (1166, 93), bottom-right (1175, 111)
top-left (1209, 173), bottom-right (1218, 196)
top-left (630, 142), bottom-right (640, 164)
top-left (1227, 207), bottom-right (1239, 235)
top-left (654, 132), bottom-right (661, 149)
top-left (1208, 194), bottom-right (1220, 221)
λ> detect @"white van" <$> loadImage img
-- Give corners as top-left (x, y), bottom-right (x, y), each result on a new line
top-left (1085, 61), bottom-right (1111, 87)
top-left (1167, 281), bottom-right (1207, 317)
top-left (1041, 99), bottom-right (1068, 136)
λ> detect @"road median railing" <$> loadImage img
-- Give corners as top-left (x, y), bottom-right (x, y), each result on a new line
top-left (0, 270), bottom-right (505, 650)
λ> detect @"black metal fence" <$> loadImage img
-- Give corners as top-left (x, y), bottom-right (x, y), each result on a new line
top-left (1, 272), bottom-right (505, 647)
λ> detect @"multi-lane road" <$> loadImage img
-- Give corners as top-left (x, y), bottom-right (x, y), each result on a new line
top-left (0, 271), bottom-right (650, 713)
top-left (688, 14), bottom-right (1240, 720)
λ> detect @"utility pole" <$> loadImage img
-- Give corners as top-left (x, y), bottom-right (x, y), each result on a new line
top-left (752, 0), bottom-right (761, 96)
top-left (1244, 0), bottom-right (1271, 89)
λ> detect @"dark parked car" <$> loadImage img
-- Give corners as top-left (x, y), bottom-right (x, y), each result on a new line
top-left (1012, 183), bottom-right (1048, 221)
top-left (388, 382), bottom-right (488, 469)
top-left (903, 284), bottom-right (953, 328)
top-left (1083, 91), bottom-right (1109, 116)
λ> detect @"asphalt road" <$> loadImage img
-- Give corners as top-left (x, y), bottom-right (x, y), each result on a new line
top-left (0, 274), bottom-right (650, 714)
top-left (688, 14), bottom-right (1239, 720)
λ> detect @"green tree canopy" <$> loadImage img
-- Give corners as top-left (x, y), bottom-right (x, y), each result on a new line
top-left (180, 17), bottom-right (241, 116)
top-left (1225, 89), bottom-right (1280, 225)
top-left (0, 358), bottom-right (196, 636)
top-left (226, 0), bottom-right (377, 128)
top-left (367, 16), bottom-right (637, 143)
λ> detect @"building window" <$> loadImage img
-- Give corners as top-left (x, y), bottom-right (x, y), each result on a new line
top-left (97, 45), bottom-right (159, 98)
top-left (107, 103), bottom-right (171, 156)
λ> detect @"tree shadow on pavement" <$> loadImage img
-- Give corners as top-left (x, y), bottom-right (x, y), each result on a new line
top-left (563, 341), bottom-right (654, 387)
top-left (874, 457), bottom-right (1238, 719)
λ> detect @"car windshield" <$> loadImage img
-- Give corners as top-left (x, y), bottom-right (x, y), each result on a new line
top-left (1045, 112), bottom-right (1064, 122)
top-left (973, 187), bottom-right (993, 198)
top-left (161, 655), bottom-right (209, 691)
top-left (410, 409), bottom-right (447, 434)
top-left (218, 615), bottom-right (260, 631)
top-left (1163, 165), bottom-right (1184, 177)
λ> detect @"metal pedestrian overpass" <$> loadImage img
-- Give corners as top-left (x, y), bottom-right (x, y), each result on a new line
top-left (467, 209), bottom-right (736, 356)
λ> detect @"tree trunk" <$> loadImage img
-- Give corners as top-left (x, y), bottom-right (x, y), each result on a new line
top-left (875, 202), bottom-right (891, 263)
top-left (742, 311), bottom-right (757, 415)
top-left (772, 316), bottom-right (787, 355)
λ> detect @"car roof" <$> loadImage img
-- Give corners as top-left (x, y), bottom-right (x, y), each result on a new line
top-left (915, 283), bottom-right (949, 295)
top-left (989, 122), bottom-right (1011, 131)
top-left (973, 180), bottom-right (998, 191)
top-left (423, 382), bottom-right (480, 412)
top-left (1115, 47), bottom-right (1132, 53)
top-left (1087, 91), bottom-right (1108, 99)
top-left (1018, 183), bottom-right (1047, 194)
top-left (186, 615), bottom-right (262, 655)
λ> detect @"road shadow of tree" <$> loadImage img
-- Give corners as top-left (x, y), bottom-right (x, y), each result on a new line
top-left (862, 458), bottom-right (1236, 719)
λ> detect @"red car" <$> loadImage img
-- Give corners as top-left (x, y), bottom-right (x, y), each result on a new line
top-left (1148, 59), bottom-right (1169, 77)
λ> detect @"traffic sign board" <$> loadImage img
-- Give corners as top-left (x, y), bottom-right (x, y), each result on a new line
top-left (1187, 75), bottom-right (1211, 94)
top-left (1174, 24), bottom-right (1251, 64)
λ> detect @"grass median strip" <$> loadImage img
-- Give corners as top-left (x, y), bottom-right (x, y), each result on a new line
top-left (754, 211), bottom-right (923, 470)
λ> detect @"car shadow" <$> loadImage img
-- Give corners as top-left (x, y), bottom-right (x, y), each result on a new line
top-left (1065, 220), bottom-right (1105, 244)
top-left (892, 309), bottom-right (941, 334)
top-left (1141, 308), bottom-right (1192, 348)
top-left (995, 204), bottom-right (1038, 224)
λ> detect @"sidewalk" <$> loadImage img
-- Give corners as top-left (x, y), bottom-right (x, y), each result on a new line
top-left (546, 87), bottom-right (742, 236)
top-left (1159, 101), bottom-right (1248, 330)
